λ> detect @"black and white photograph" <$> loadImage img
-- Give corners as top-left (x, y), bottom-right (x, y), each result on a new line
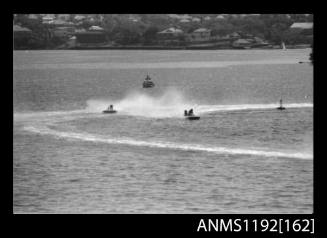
top-left (13, 14), bottom-right (313, 214)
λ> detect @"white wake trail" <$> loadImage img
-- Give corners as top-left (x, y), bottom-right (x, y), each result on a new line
top-left (197, 103), bottom-right (313, 114)
top-left (23, 125), bottom-right (312, 160)
top-left (15, 93), bottom-right (313, 160)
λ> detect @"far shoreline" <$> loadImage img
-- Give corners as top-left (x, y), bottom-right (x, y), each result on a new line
top-left (13, 45), bottom-right (311, 51)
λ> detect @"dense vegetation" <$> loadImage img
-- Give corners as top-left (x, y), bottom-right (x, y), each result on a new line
top-left (13, 14), bottom-right (313, 49)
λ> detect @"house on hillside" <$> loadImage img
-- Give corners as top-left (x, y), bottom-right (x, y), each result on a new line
top-left (40, 14), bottom-right (55, 18)
top-left (167, 14), bottom-right (179, 19)
top-left (180, 19), bottom-right (190, 23)
top-left (13, 25), bottom-right (32, 49)
top-left (48, 19), bottom-right (74, 27)
top-left (167, 14), bottom-right (191, 20)
top-left (251, 36), bottom-right (270, 47)
top-left (157, 27), bottom-right (184, 45)
top-left (64, 36), bottom-right (77, 48)
top-left (42, 15), bottom-right (55, 24)
top-left (288, 22), bottom-right (313, 45)
top-left (57, 14), bottom-right (71, 21)
top-left (186, 28), bottom-right (211, 42)
top-left (85, 16), bottom-right (96, 23)
top-left (290, 22), bottom-right (313, 29)
top-left (74, 15), bottom-right (86, 21)
top-left (191, 17), bottom-right (201, 22)
top-left (52, 26), bottom-right (75, 38)
top-left (128, 15), bottom-right (141, 22)
top-left (13, 25), bottom-right (32, 36)
top-left (232, 38), bottom-right (253, 49)
top-left (74, 31), bottom-right (107, 47)
top-left (216, 15), bottom-right (225, 19)
top-left (27, 14), bottom-right (39, 20)
top-left (228, 32), bottom-right (241, 39)
top-left (89, 26), bottom-right (104, 31)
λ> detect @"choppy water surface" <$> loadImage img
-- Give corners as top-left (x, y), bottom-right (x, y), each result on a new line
top-left (13, 49), bottom-right (313, 213)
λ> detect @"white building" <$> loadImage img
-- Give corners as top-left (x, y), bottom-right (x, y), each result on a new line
top-left (42, 15), bottom-right (55, 24)
top-left (290, 22), bottom-right (313, 29)
top-left (180, 19), bottom-right (190, 23)
top-left (192, 17), bottom-right (201, 22)
top-left (187, 28), bottom-right (211, 42)
top-left (216, 15), bottom-right (225, 19)
top-left (157, 27), bottom-right (184, 43)
top-left (89, 26), bottom-right (104, 31)
top-left (74, 15), bottom-right (86, 21)
top-left (28, 14), bottom-right (39, 20)
top-left (57, 14), bottom-right (70, 21)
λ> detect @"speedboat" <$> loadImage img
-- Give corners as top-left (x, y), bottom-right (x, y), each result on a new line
top-left (186, 115), bottom-right (200, 120)
top-left (184, 109), bottom-right (200, 120)
top-left (143, 81), bottom-right (155, 88)
top-left (143, 75), bottom-right (155, 88)
top-left (102, 109), bottom-right (117, 114)
top-left (103, 105), bottom-right (117, 114)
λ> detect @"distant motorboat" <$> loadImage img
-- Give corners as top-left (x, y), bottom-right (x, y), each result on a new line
top-left (103, 105), bottom-right (117, 114)
top-left (184, 109), bottom-right (200, 120)
top-left (103, 109), bottom-right (117, 114)
top-left (186, 115), bottom-right (201, 120)
top-left (143, 74), bottom-right (155, 88)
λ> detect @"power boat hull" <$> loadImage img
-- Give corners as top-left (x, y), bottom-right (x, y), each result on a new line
top-left (143, 81), bottom-right (155, 88)
top-left (102, 110), bottom-right (117, 114)
top-left (186, 116), bottom-right (200, 120)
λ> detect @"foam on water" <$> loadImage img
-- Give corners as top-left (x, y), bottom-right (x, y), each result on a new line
top-left (197, 103), bottom-right (313, 114)
top-left (86, 89), bottom-right (194, 118)
top-left (14, 89), bottom-right (313, 160)
top-left (23, 124), bottom-right (312, 160)
top-left (85, 89), bottom-right (313, 118)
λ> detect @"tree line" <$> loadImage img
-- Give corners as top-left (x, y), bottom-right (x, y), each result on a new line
top-left (14, 14), bottom-right (313, 49)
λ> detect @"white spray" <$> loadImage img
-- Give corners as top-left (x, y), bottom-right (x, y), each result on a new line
top-left (85, 88), bottom-right (195, 118)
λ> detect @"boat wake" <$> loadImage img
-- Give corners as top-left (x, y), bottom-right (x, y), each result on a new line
top-left (23, 124), bottom-right (312, 160)
top-left (85, 90), bottom-right (313, 118)
top-left (197, 103), bottom-right (313, 114)
top-left (14, 97), bottom-right (313, 160)
top-left (86, 89), bottom-right (194, 118)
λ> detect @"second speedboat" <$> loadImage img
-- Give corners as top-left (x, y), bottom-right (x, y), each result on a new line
top-left (184, 109), bottom-right (200, 120)
top-left (143, 74), bottom-right (155, 88)
top-left (103, 105), bottom-right (117, 114)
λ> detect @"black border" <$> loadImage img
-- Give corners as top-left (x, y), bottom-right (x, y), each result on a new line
top-left (10, 4), bottom-right (322, 237)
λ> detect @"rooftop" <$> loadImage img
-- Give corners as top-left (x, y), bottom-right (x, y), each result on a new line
top-left (158, 27), bottom-right (183, 34)
top-left (290, 22), bottom-right (313, 29)
top-left (74, 15), bottom-right (86, 21)
top-left (89, 25), bottom-right (104, 31)
top-left (167, 14), bottom-right (191, 20)
top-left (13, 25), bottom-right (31, 32)
top-left (234, 39), bottom-right (252, 44)
top-left (193, 28), bottom-right (211, 33)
